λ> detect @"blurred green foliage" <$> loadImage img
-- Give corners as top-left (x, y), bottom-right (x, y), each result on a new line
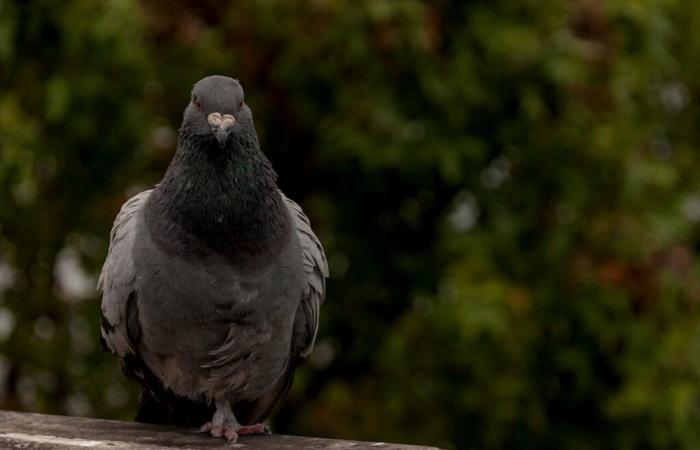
top-left (2, 0), bottom-right (700, 448)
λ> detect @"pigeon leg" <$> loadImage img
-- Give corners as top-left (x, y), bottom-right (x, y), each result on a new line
top-left (199, 399), bottom-right (241, 442)
top-left (198, 399), bottom-right (269, 442)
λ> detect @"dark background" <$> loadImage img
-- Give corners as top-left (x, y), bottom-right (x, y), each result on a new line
top-left (2, 1), bottom-right (700, 449)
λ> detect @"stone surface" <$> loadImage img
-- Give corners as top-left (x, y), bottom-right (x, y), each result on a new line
top-left (0, 410), bottom-right (441, 450)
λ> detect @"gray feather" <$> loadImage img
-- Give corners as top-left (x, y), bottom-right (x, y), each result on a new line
top-left (281, 192), bottom-right (329, 357)
top-left (98, 189), bottom-right (152, 356)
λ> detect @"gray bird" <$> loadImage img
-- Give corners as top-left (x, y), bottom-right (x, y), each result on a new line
top-left (98, 75), bottom-right (328, 442)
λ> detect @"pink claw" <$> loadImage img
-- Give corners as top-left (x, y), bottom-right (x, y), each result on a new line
top-left (224, 428), bottom-right (239, 442)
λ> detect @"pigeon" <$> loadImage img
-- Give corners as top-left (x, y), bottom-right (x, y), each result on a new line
top-left (98, 75), bottom-right (328, 442)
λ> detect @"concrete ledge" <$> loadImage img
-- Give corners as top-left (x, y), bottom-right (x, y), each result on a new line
top-left (0, 410), bottom-right (441, 450)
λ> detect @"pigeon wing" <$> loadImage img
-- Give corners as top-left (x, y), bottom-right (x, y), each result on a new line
top-left (98, 189), bottom-right (152, 357)
top-left (281, 192), bottom-right (329, 358)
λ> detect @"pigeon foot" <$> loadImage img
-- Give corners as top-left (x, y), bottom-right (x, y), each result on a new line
top-left (238, 423), bottom-right (269, 435)
top-left (199, 399), bottom-right (244, 442)
top-left (199, 421), bottom-right (240, 442)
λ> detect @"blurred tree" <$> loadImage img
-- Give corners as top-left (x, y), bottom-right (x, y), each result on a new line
top-left (0, 0), bottom-right (152, 419)
top-left (2, 0), bottom-right (700, 449)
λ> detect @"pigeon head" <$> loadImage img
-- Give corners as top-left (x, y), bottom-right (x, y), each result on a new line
top-left (182, 75), bottom-right (252, 150)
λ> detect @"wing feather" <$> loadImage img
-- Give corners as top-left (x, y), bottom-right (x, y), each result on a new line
top-left (98, 190), bottom-right (152, 356)
top-left (281, 192), bottom-right (329, 358)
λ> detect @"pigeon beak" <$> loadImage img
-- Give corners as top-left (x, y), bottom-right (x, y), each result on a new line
top-left (208, 112), bottom-right (236, 149)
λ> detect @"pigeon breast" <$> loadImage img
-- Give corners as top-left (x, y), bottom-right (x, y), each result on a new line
top-left (130, 191), bottom-right (305, 401)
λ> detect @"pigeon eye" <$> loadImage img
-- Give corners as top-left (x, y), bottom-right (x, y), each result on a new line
top-left (193, 96), bottom-right (203, 111)
top-left (238, 101), bottom-right (244, 110)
